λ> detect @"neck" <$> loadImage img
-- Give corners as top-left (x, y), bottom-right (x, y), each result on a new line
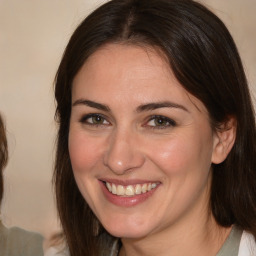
top-left (120, 217), bottom-right (231, 256)
top-left (119, 192), bottom-right (232, 256)
top-left (118, 174), bottom-right (232, 256)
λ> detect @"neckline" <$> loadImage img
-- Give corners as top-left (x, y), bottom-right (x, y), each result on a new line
top-left (216, 225), bottom-right (243, 256)
top-left (112, 226), bottom-right (243, 256)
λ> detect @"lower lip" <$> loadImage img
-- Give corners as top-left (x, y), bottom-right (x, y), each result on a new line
top-left (99, 181), bottom-right (159, 207)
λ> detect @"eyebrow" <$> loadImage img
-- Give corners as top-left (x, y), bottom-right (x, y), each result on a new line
top-left (72, 99), bottom-right (110, 112)
top-left (136, 102), bottom-right (189, 113)
top-left (72, 99), bottom-right (189, 113)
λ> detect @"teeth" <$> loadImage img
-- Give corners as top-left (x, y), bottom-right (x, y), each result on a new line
top-left (135, 184), bottom-right (142, 195)
top-left (125, 185), bottom-right (135, 196)
top-left (112, 184), bottom-right (117, 194)
top-left (105, 182), bottom-right (158, 197)
top-left (117, 185), bottom-right (125, 195)
top-left (151, 183), bottom-right (157, 188)
top-left (106, 182), bottom-right (112, 192)
top-left (142, 184), bottom-right (147, 193)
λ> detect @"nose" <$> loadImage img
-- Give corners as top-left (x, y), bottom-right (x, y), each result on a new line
top-left (103, 130), bottom-right (145, 175)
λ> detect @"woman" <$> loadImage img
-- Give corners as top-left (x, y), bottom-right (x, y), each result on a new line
top-left (0, 114), bottom-right (44, 256)
top-left (53, 0), bottom-right (256, 255)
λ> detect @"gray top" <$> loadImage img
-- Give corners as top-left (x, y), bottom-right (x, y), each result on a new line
top-left (0, 222), bottom-right (44, 256)
top-left (217, 226), bottom-right (243, 256)
top-left (110, 226), bottom-right (243, 256)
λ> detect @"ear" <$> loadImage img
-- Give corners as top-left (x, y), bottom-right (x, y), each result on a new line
top-left (211, 117), bottom-right (237, 164)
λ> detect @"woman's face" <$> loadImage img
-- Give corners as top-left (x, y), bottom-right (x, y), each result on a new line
top-left (69, 44), bottom-right (220, 239)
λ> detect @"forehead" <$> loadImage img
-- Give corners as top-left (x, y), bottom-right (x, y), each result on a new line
top-left (74, 43), bottom-right (173, 83)
top-left (72, 43), bottom-right (207, 114)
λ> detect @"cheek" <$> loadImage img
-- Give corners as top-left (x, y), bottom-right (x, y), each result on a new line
top-left (68, 130), bottom-right (102, 174)
top-left (68, 130), bottom-right (105, 209)
top-left (149, 131), bottom-right (213, 176)
top-left (151, 139), bottom-right (194, 170)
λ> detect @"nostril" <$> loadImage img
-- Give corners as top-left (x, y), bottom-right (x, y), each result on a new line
top-left (103, 134), bottom-right (145, 175)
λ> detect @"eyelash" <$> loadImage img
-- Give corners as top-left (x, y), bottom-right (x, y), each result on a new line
top-left (79, 114), bottom-right (176, 129)
top-left (79, 114), bottom-right (110, 126)
top-left (145, 115), bottom-right (176, 129)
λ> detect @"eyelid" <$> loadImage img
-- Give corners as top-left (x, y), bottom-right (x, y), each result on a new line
top-left (79, 113), bottom-right (111, 125)
top-left (145, 115), bottom-right (176, 128)
top-left (78, 113), bottom-right (176, 130)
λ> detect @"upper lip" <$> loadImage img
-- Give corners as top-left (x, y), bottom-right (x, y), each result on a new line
top-left (99, 178), bottom-right (160, 186)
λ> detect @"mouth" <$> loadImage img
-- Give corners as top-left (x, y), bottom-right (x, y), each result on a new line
top-left (100, 179), bottom-right (161, 207)
top-left (103, 181), bottom-right (159, 197)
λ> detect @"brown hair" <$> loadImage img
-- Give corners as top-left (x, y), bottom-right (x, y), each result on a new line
top-left (0, 114), bottom-right (8, 204)
top-left (54, 0), bottom-right (256, 255)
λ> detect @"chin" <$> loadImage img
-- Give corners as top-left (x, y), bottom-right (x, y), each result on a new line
top-left (107, 228), bottom-right (149, 239)
top-left (102, 219), bottom-right (153, 239)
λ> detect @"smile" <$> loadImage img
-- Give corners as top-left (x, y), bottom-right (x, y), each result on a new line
top-left (105, 182), bottom-right (158, 197)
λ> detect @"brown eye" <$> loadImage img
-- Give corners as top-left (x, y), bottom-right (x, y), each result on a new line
top-left (80, 114), bottom-right (110, 125)
top-left (91, 115), bottom-right (104, 124)
top-left (153, 117), bottom-right (169, 126)
top-left (147, 115), bottom-right (176, 129)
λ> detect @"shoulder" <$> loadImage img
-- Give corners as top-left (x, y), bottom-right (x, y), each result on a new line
top-left (44, 246), bottom-right (70, 256)
top-left (8, 226), bottom-right (44, 245)
top-left (0, 225), bottom-right (44, 256)
top-left (238, 230), bottom-right (256, 256)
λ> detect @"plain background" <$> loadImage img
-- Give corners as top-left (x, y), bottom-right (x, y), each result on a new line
top-left (0, 0), bottom-right (255, 239)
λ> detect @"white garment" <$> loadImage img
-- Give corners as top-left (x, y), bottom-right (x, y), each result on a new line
top-left (44, 246), bottom-right (69, 256)
top-left (238, 231), bottom-right (256, 256)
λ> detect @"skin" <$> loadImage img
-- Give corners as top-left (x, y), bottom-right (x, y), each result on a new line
top-left (69, 44), bottom-right (235, 256)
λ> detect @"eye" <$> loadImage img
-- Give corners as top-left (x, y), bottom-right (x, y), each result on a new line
top-left (146, 115), bottom-right (176, 129)
top-left (80, 114), bottom-right (110, 126)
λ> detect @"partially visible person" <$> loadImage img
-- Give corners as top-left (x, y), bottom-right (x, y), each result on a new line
top-left (0, 113), bottom-right (44, 256)
top-left (44, 232), bottom-right (69, 256)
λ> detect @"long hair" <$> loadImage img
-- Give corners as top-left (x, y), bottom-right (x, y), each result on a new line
top-left (54, 0), bottom-right (256, 255)
top-left (0, 114), bottom-right (8, 204)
